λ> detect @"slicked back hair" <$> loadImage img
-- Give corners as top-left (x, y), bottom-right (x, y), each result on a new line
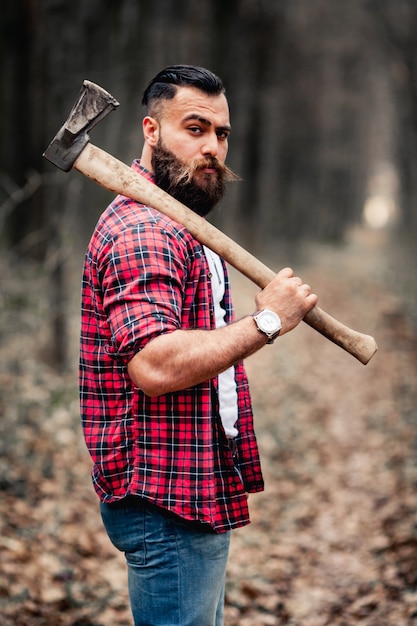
top-left (141, 65), bottom-right (226, 117)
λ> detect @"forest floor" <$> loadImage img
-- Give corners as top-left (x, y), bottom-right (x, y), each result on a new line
top-left (1, 224), bottom-right (417, 625)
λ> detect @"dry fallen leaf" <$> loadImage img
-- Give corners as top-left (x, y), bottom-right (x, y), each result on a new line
top-left (1, 227), bottom-right (417, 625)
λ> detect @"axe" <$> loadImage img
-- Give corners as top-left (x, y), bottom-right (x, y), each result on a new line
top-left (43, 80), bottom-right (378, 365)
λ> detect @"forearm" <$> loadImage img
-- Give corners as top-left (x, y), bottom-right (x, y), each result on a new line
top-left (128, 315), bottom-right (267, 396)
top-left (128, 266), bottom-right (318, 397)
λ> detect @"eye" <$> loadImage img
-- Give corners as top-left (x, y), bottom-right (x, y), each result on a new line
top-left (188, 126), bottom-right (203, 135)
top-left (217, 130), bottom-right (229, 141)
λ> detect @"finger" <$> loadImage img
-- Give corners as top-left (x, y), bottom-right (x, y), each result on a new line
top-left (279, 267), bottom-right (294, 278)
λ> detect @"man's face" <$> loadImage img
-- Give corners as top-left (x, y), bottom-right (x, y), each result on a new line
top-left (150, 87), bottom-right (238, 216)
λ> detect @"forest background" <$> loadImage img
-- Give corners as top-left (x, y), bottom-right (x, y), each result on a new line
top-left (2, 1), bottom-right (417, 625)
top-left (2, 0), bottom-right (417, 365)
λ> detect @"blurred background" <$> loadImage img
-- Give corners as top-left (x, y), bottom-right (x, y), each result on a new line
top-left (1, 0), bottom-right (416, 368)
top-left (2, 3), bottom-right (417, 624)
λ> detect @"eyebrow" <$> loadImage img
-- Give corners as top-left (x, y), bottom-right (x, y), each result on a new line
top-left (183, 113), bottom-right (231, 133)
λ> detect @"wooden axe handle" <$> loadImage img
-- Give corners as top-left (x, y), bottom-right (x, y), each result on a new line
top-left (75, 143), bottom-right (378, 364)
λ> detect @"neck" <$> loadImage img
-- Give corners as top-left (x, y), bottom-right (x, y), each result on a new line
top-left (140, 144), bottom-right (153, 173)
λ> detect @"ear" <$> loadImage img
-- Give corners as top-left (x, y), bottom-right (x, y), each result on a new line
top-left (143, 116), bottom-right (160, 147)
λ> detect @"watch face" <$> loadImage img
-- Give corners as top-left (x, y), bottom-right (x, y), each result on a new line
top-left (258, 310), bottom-right (281, 334)
top-left (259, 311), bottom-right (280, 333)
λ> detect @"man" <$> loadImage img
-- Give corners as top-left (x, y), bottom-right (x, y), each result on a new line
top-left (79, 65), bottom-right (317, 626)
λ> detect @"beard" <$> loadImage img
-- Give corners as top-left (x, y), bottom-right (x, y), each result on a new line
top-left (151, 139), bottom-right (240, 217)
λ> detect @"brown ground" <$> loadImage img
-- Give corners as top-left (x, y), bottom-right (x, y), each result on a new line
top-left (1, 225), bottom-right (417, 625)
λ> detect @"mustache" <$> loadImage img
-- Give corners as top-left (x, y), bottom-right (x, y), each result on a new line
top-left (173, 157), bottom-right (241, 186)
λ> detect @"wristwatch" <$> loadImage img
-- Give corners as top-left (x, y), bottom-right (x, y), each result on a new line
top-left (252, 309), bottom-right (282, 344)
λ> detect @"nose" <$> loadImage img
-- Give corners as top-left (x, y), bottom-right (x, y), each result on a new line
top-left (201, 131), bottom-right (219, 158)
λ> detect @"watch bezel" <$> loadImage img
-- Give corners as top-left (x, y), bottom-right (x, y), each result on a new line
top-left (253, 309), bottom-right (282, 344)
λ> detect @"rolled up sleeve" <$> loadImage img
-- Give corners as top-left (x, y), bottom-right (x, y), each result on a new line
top-left (101, 221), bottom-right (188, 364)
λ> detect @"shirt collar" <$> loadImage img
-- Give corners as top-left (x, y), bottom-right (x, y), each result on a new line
top-left (132, 159), bottom-right (155, 183)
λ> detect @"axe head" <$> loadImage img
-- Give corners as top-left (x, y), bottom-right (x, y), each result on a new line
top-left (43, 80), bottom-right (119, 172)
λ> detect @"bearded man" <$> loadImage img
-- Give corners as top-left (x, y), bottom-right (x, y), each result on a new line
top-left (79, 65), bottom-right (317, 626)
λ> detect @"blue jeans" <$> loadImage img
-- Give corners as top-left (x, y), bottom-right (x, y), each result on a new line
top-left (100, 497), bottom-right (231, 626)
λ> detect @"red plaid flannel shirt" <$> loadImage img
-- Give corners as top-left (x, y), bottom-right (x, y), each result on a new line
top-left (79, 161), bottom-right (264, 533)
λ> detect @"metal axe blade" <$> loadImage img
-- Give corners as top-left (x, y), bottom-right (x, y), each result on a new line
top-left (43, 80), bottom-right (119, 172)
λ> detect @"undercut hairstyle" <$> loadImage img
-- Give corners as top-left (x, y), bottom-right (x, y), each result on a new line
top-left (142, 65), bottom-right (226, 117)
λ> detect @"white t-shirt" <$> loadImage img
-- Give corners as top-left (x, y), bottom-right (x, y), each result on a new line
top-left (203, 246), bottom-right (239, 438)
